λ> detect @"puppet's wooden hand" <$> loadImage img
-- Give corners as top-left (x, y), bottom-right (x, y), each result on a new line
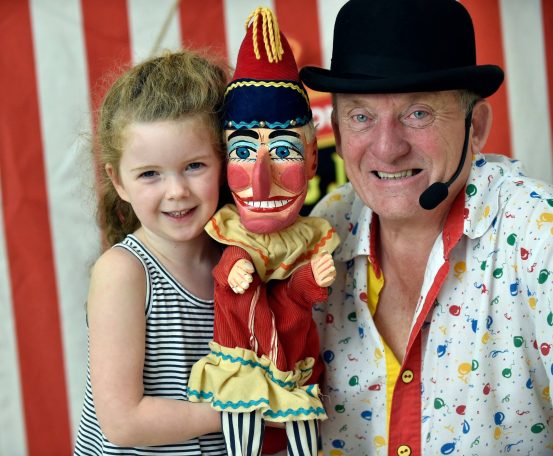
top-left (311, 250), bottom-right (336, 287)
top-left (228, 259), bottom-right (254, 294)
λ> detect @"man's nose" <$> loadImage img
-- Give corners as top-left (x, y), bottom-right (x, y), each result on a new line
top-left (252, 148), bottom-right (272, 200)
top-left (370, 117), bottom-right (410, 161)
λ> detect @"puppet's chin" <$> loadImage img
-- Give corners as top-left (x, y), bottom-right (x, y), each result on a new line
top-left (235, 202), bottom-right (302, 234)
top-left (240, 217), bottom-right (294, 234)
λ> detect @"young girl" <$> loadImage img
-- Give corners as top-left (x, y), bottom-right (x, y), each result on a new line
top-left (74, 50), bottom-right (229, 455)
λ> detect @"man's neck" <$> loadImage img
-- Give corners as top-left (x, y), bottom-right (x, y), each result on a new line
top-left (378, 213), bottom-right (443, 261)
top-left (373, 216), bottom-right (444, 362)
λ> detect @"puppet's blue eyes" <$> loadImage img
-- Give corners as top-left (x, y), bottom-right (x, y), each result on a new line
top-left (235, 146), bottom-right (251, 159)
top-left (273, 146), bottom-right (290, 159)
top-left (268, 142), bottom-right (303, 161)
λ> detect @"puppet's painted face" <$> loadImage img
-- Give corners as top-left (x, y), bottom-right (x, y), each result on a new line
top-left (225, 126), bottom-right (317, 234)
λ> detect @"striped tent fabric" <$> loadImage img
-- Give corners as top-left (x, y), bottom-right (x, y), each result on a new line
top-left (0, 0), bottom-right (552, 454)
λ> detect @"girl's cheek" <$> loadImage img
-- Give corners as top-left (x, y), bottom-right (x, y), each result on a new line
top-left (227, 164), bottom-right (251, 191)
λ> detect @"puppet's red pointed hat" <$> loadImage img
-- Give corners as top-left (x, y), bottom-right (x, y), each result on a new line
top-left (223, 7), bottom-right (312, 130)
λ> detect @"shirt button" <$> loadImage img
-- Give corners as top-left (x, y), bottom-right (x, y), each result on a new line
top-left (401, 369), bottom-right (414, 384)
top-left (397, 444), bottom-right (411, 455)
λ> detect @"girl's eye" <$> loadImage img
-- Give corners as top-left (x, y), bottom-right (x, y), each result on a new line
top-left (187, 162), bottom-right (204, 171)
top-left (228, 145), bottom-right (256, 161)
top-left (139, 170), bottom-right (157, 178)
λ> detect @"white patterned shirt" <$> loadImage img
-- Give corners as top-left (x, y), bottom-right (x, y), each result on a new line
top-left (311, 154), bottom-right (553, 456)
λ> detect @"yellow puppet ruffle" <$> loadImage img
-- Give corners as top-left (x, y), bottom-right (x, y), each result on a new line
top-left (205, 204), bottom-right (340, 282)
top-left (188, 342), bottom-right (327, 422)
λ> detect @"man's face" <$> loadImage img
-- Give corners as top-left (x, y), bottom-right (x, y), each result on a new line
top-left (225, 126), bottom-right (317, 233)
top-left (333, 91), bottom-right (470, 222)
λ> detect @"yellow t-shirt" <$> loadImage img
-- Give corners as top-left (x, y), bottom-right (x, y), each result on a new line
top-left (366, 260), bottom-right (400, 437)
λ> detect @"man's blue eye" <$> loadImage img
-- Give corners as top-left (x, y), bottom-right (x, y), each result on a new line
top-left (402, 108), bottom-right (435, 128)
top-left (274, 146), bottom-right (290, 159)
top-left (355, 114), bottom-right (368, 122)
top-left (235, 147), bottom-right (250, 159)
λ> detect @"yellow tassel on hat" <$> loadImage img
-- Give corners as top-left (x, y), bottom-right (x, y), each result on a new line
top-left (246, 7), bottom-right (284, 63)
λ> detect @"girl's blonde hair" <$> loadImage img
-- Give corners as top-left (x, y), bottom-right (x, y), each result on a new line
top-left (95, 50), bottom-right (229, 247)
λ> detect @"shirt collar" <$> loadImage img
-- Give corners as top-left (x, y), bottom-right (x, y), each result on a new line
top-left (333, 192), bottom-right (372, 263)
top-left (462, 153), bottom-right (521, 239)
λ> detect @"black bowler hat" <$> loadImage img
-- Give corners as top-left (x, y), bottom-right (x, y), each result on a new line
top-left (300, 0), bottom-right (504, 97)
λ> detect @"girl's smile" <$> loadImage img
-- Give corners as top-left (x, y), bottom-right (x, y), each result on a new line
top-left (108, 117), bottom-right (222, 246)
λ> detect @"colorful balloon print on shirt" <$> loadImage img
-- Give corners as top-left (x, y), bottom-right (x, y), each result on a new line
top-left (311, 155), bottom-right (553, 455)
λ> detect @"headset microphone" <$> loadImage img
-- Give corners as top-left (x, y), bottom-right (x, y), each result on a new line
top-left (418, 111), bottom-right (473, 210)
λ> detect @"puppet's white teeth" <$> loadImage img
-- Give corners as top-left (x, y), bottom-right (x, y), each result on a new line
top-left (246, 200), bottom-right (291, 209)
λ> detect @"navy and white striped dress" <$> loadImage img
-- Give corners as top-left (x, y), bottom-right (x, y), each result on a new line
top-left (74, 234), bottom-right (227, 455)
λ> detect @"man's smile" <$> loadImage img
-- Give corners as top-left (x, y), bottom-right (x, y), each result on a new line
top-left (374, 169), bottom-right (421, 180)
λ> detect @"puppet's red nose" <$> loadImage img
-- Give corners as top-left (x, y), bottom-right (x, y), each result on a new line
top-left (252, 149), bottom-right (271, 200)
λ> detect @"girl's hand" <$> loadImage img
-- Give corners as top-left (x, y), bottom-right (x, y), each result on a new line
top-left (311, 250), bottom-right (336, 287)
top-left (228, 259), bottom-right (254, 294)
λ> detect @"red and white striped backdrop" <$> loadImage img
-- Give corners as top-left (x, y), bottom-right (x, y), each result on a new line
top-left (0, 1), bottom-right (551, 454)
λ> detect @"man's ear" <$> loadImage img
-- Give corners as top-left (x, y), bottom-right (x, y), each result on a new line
top-left (470, 100), bottom-right (493, 155)
top-left (105, 163), bottom-right (130, 202)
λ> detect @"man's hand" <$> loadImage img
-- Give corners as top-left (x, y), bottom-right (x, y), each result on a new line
top-left (311, 251), bottom-right (336, 287)
top-left (228, 259), bottom-right (254, 294)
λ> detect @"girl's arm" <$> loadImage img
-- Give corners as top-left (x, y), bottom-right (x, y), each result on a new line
top-left (87, 247), bottom-right (221, 446)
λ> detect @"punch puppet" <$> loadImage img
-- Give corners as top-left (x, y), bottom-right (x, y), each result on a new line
top-left (188, 8), bottom-right (339, 456)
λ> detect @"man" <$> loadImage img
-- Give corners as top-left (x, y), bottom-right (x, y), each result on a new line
top-left (299, 0), bottom-right (553, 454)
